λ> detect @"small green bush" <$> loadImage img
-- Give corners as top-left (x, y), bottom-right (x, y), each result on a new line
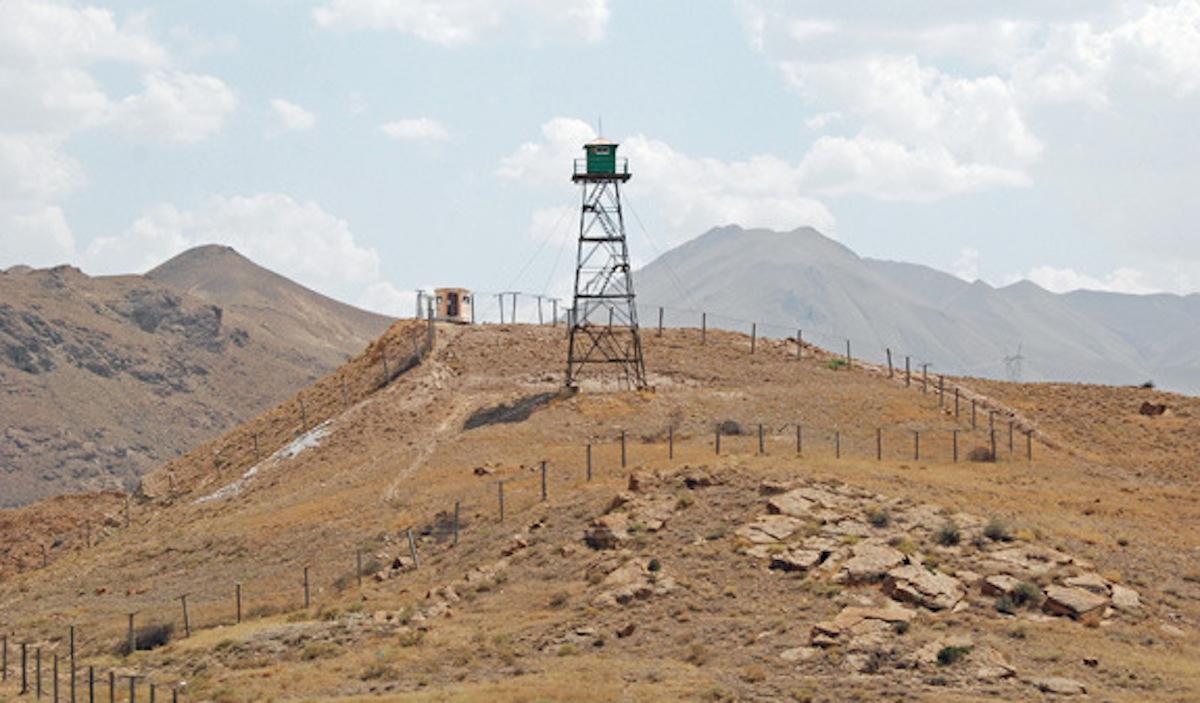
top-left (934, 522), bottom-right (961, 546)
top-left (983, 519), bottom-right (1013, 542)
top-left (936, 645), bottom-right (972, 666)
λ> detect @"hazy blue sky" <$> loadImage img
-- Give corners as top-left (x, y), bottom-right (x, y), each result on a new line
top-left (2, 0), bottom-right (1198, 315)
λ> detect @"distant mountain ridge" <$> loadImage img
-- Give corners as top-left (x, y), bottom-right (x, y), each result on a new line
top-left (0, 247), bottom-right (393, 507)
top-left (635, 225), bottom-right (1200, 394)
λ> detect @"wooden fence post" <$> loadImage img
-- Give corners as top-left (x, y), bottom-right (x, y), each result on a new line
top-left (540, 461), bottom-right (547, 501)
top-left (668, 426), bottom-right (674, 460)
top-left (971, 399), bottom-right (977, 429)
top-left (845, 339), bottom-right (852, 368)
top-left (586, 444), bottom-right (592, 481)
top-left (620, 431), bottom-right (627, 468)
top-left (757, 424), bottom-right (764, 455)
top-left (913, 431), bottom-right (920, 461)
top-left (938, 375), bottom-right (945, 408)
top-left (1, 633), bottom-right (6, 683)
top-left (952, 430), bottom-right (959, 463)
top-left (53, 653), bottom-right (59, 703)
top-left (498, 481), bottom-right (505, 522)
top-left (876, 428), bottom-right (882, 461)
top-left (1026, 431), bottom-right (1033, 462)
top-left (20, 642), bottom-right (27, 694)
top-left (922, 364), bottom-right (929, 394)
top-left (835, 431), bottom-right (840, 459)
top-left (905, 356), bottom-right (911, 386)
top-left (715, 425), bottom-right (721, 455)
top-left (886, 348), bottom-right (893, 377)
top-left (356, 550), bottom-right (363, 590)
top-left (303, 567), bottom-right (311, 608)
top-left (180, 595), bottom-right (190, 637)
top-left (796, 424), bottom-right (802, 455)
top-left (701, 312), bottom-right (707, 344)
top-left (990, 428), bottom-right (997, 462)
top-left (36, 647), bottom-right (41, 698)
top-left (1008, 420), bottom-right (1014, 453)
top-left (406, 528), bottom-right (420, 569)
top-left (109, 671), bottom-right (115, 703)
top-left (88, 667), bottom-right (94, 703)
top-left (954, 387), bottom-right (960, 417)
top-left (657, 307), bottom-right (663, 336)
top-left (236, 583), bottom-right (242, 623)
top-left (750, 323), bottom-right (756, 354)
top-left (126, 613), bottom-right (135, 657)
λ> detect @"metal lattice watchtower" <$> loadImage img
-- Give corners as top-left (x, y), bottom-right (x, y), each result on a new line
top-left (565, 137), bottom-right (648, 390)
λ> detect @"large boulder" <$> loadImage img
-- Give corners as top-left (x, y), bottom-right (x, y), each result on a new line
top-left (883, 565), bottom-right (965, 611)
top-left (1043, 585), bottom-right (1107, 625)
top-left (736, 515), bottom-right (804, 544)
top-left (839, 544), bottom-right (906, 584)
top-left (584, 513), bottom-right (630, 550)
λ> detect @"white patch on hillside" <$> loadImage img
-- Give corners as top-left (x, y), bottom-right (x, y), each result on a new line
top-left (195, 422), bottom-right (329, 504)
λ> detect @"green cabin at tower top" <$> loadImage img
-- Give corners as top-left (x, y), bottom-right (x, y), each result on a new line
top-left (584, 138), bottom-right (619, 174)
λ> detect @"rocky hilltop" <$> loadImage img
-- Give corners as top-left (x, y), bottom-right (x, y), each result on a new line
top-left (0, 249), bottom-right (391, 506)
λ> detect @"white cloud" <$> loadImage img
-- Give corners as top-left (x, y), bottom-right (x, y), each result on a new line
top-left (379, 117), bottom-right (449, 142)
top-left (803, 111), bottom-right (839, 129)
top-left (0, 1), bottom-right (239, 271)
top-left (113, 70), bottom-right (237, 144)
top-left (781, 55), bottom-right (1040, 200)
top-left (312, 0), bottom-right (610, 46)
top-left (954, 248), bottom-right (980, 282)
top-left (499, 117), bottom-right (836, 246)
top-left (85, 194), bottom-right (384, 306)
top-left (1009, 265), bottom-right (1156, 294)
top-left (270, 98), bottom-right (316, 131)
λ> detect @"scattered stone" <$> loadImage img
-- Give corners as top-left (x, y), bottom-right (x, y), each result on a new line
top-left (1110, 584), bottom-right (1141, 610)
top-left (1033, 677), bottom-right (1087, 695)
top-left (884, 565), bottom-right (965, 611)
top-left (770, 548), bottom-right (826, 573)
top-left (592, 559), bottom-right (676, 607)
top-left (584, 513), bottom-right (630, 550)
top-left (810, 604), bottom-right (915, 646)
top-left (679, 465), bottom-right (720, 489)
top-left (1043, 585), bottom-right (1107, 625)
top-left (759, 479), bottom-right (792, 495)
top-left (779, 646), bottom-right (819, 663)
top-left (473, 465), bottom-right (495, 476)
top-left (766, 490), bottom-right (815, 518)
top-left (736, 515), bottom-right (803, 544)
top-left (981, 574), bottom-right (1021, 598)
top-left (839, 544), bottom-right (906, 584)
top-left (1063, 572), bottom-right (1110, 596)
top-left (615, 623), bottom-right (636, 638)
top-left (627, 471), bottom-right (653, 493)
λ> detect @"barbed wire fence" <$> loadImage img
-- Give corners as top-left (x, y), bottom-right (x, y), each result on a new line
top-left (2, 294), bottom-right (1048, 699)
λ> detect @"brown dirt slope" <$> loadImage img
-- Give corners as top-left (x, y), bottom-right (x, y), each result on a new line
top-left (0, 323), bottom-right (1196, 702)
top-left (0, 250), bottom-right (392, 506)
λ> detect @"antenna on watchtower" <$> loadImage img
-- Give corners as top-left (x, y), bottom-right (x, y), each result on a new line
top-left (1003, 343), bottom-right (1025, 382)
top-left (564, 133), bottom-right (648, 390)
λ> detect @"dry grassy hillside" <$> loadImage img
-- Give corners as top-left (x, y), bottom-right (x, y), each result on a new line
top-left (0, 322), bottom-right (1196, 702)
top-left (0, 252), bottom-right (391, 506)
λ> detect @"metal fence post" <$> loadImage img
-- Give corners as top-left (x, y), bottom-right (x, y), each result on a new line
top-left (406, 528), bottom-right (420, 569)
top-left (701, 312), bottom-right (706, 344)
top-left (750, 323), bottom-right (756, 354)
